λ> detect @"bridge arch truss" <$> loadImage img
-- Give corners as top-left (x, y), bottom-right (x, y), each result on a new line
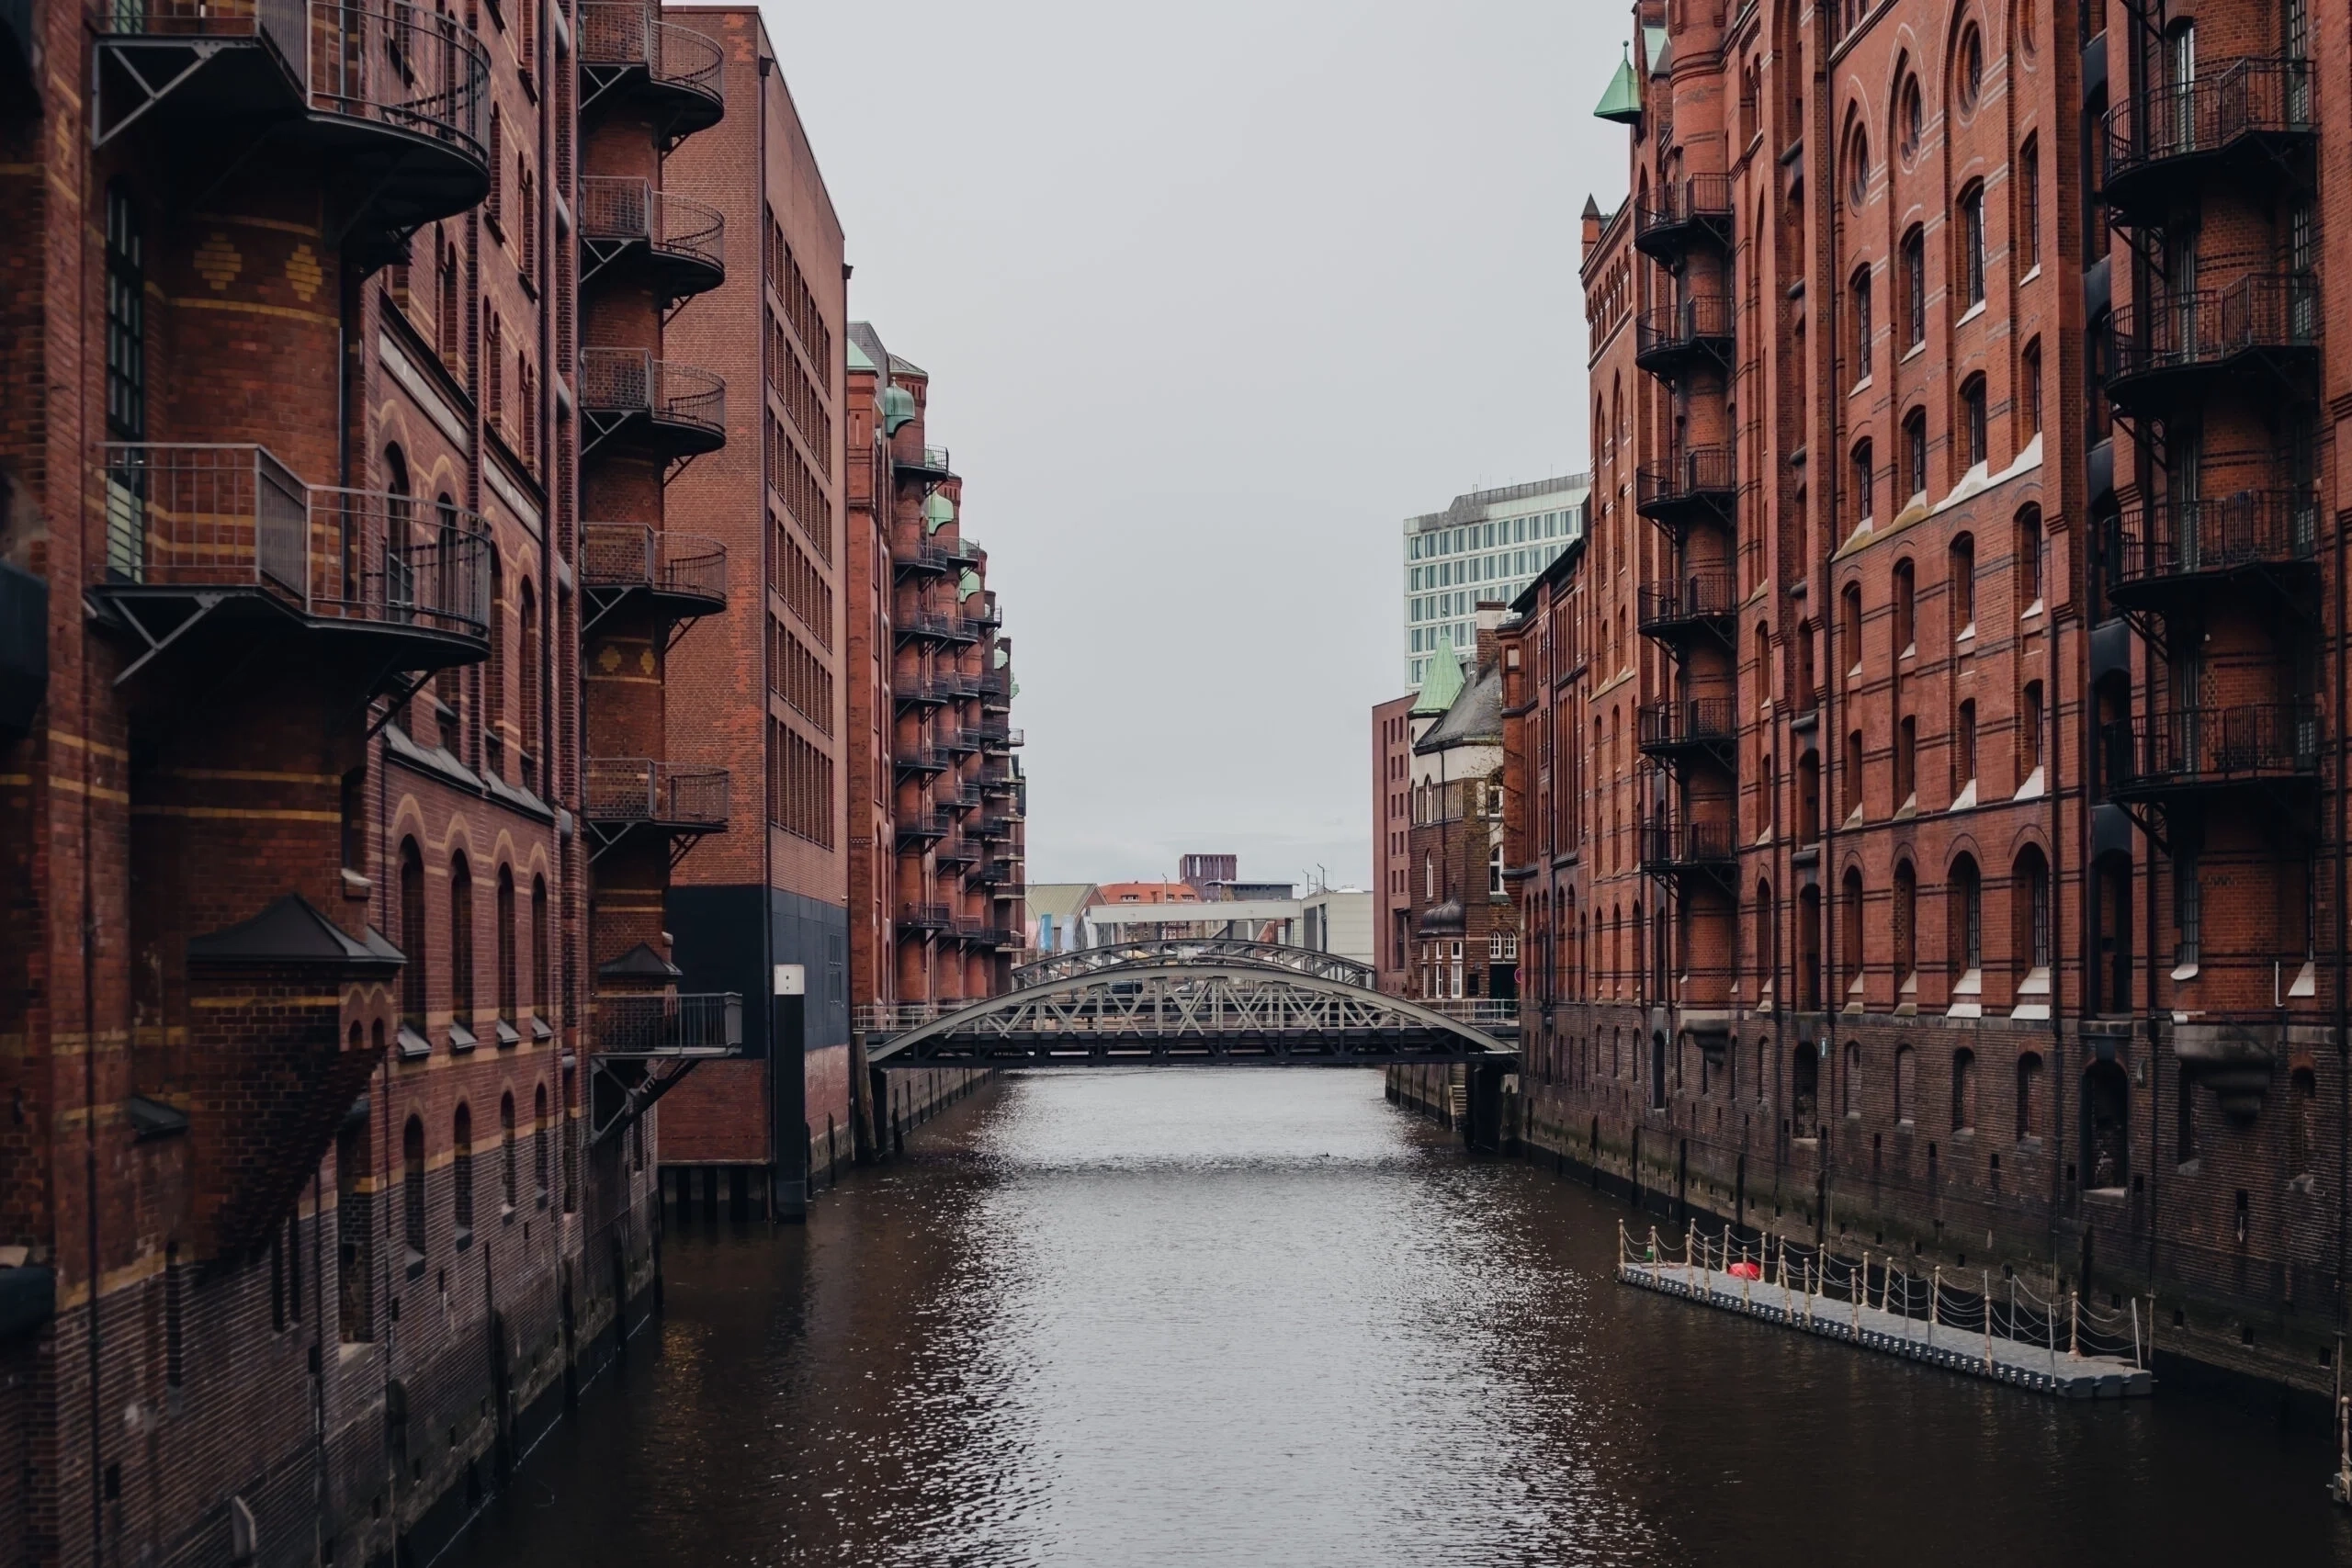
top-left (1012, 938), bottom-right (1373, 989)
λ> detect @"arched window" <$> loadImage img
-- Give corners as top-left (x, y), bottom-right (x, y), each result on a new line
top-left (1949, 855), bottom-right (1984, 979)
top-left (1796, 750), bottom-right (1822, 844)
top-left (1897, 70), bottom-right (1924, 163)
top-left (2014, 846), bottom-right (2052, 979)
top-left (1903, 406), bottom-right (1929, 497)
top-left (1899, 225), bottom-right (1926, 346)
top-left (401, 1115), bottom-right (427, 1264)
top-left (2020, 338), bottom-right (2043, 438)
top-left (534, 1083), bottom-right (551, 1206)
top-left (2015, 506), bottom-right (2043, 612)
top-left (531, 874), bottom-right (550, 1025)
top-left (1840, 582), bottom-right (1863, 676)
top-left (1894, 1043), bottom-right (1917, 1123)
top-left (1957, 26), bottom-right (1984, 114)
top-left (1951, 533), bottom-right (1977, 634)
top-left (1893, 558), bottom-right (1916, 650)
top-left (1957, 181), bottom-right (1986, 307)
top-left (495, 865), bottom-right (516, 1028)
top-left (452, 1103), bottom-right (475, 1245)
top-left (1845, 126), bottom-right (1871, 210)
top-left (1840, 867), bottom-right (1865, 1000)
top-left (518, 578), bottom-right (540, 788)
top-left (1960, 374), bottom-right (1988, 469)
top-left (1894, 861), bottom-right (1918, 987)
top-left (448, 853), bottom-right (475, 1041)
top-left (399, 840), bottom-right (427, 1031)
top-left (1956, 698), bottom-right (1978, 793)
top-left (2017, 135), bottom-right (2041, 272)
top-left (1951, 1047), bottom-right (1977, 1132)
top-left (501, 1091), bottom-right (517, 1213)
top-left (1754, 878), bottom-right (1777, 996)
top-left (2015, 1051), bottom-right (2044, 1140)
top-left (1844, 728), bottom-right (1865, 821)
top-left (1850, 439), bottom-right (1874, 526)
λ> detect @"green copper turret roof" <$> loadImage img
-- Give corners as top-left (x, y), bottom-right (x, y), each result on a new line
top-left (924, 491), bottom-right (956, 532)
top-left (958, 569), bottom-right (981, 600)
top-left (1411, 637), bottom-right (1465, 716)
top-left (1594, 46), bottom-right (1641, 123)
top-left (882, 386), bottom-right (917, 434)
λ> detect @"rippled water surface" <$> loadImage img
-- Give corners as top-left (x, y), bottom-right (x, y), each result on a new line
top-left (453, 1071), bottom-right (2352, 1566)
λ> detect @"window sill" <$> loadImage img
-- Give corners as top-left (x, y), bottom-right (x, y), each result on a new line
top-left (1956, 299), bottom-right (1988, 328)
top-left (2019, 265), bottom-right (2041, 287)
top-left (448, 1021), bottom-right (479, 1054)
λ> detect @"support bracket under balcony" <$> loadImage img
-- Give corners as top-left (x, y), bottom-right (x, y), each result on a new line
top-left (587, 1052), bottom-right (701, 1145)
top-left (88, 588), bottom-right (229, 686)
top-left (93, 38), bottom-right (236, 147)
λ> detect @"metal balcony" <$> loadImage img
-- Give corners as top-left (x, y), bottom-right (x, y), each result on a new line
top-left (2103, 489), bottom-right (2319, 621)
top-left (582, 758), bottom-right (729, 852)
top-left (578, 2), bottom-right (722, 145)
top-left (898, 446), bottom-right (954, 483)
top-left (895, 809), bottom-right (953, 851)
top-left (940, 615), bottom-right (983, 646)
top-left (892, 742), bottom-right (948, 777)
top-left (2102, 705), bottom-right (2319, 803)
top-left (1634, 174), bottom-right (1734, 261)
top-left (1634, 446), bottom-right (1737, 533)
top-left (973, 814), bottom-right (1015, 841)
top-left (1637, 570), bottom-right (1738, 650)
top-left (1636, 698), bottom-right (1736, 770)
top-left (1639, 818), bottom-right (1738, 880)
top-left (941, 667), bottom-right (985, 701)
top-left (934, 835), bottom-right (978, 869)
top-left (580, 349), bottom-right (726, 460)
top-left (894, 611), bottom-right (957, 645)
top-left (1634, 296), bottom-right (1735, 381)
top-left (898, 903), bottom-right (954, 933)
top-left (579, 177), bottom-right (725, 303)
top-left (891, 674), bottom-right (954, 710)
top-left (891, 541), bottom-right (953, 579)
top-left (594, 991), bottom-right (741, 1056)
top-left (2105, 275), bottom-right (2319, 418)
top-left (94, 0), bottom-right (490, 267)
top-left (580, 523), bottom-right (727, 630)
top-left (2103, 58), bottom-right (2316, 227)
top-left (968, 859), bottom-right (1019, 887)
top-left (90, 444), bottom-right (489, 684)
top-left (978, 670), bottom-right (1013, 711)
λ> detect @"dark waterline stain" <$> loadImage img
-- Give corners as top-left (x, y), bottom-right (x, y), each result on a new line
top-left (447, 1070), bottom-right (2352, 1567)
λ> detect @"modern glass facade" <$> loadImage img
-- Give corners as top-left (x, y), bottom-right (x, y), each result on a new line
top-left (1402, 475), bottom-right (1589, 689)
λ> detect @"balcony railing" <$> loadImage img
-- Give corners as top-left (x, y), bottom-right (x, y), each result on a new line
top-left (1634, 296), bottom-right (1735, 377)
top-left (580, 523), bottom-right (727, 608)
top-left (579, 348), bottom-right (726, 448)
top-left (2105, 489), bottom-right (2319, 598)
top-left (578, 3), bottom-right (722, 127)
top-left (1639, 818), bottom-right (1737, 871)
top-left (1637, 570), bottom-right (1739, 637)
top-left (892, 541), bottom-right (953, 576)
top-left (582, 758), bottom-right (729, 827)
top-left (895, 809), bottom-right (953, 848)
top-left (594, 991), bottom-right (741, 1055)
top-left (1634, 173), bottom-right (1734, 258)
top-left (899, 446), bottom-right (953, 479)
top-left (2108, 275), bottom-right (2319, 400)
top-left (1637, 698), bottom-right (1736, 753)
top-left (1634, 446), bottom-right (1737, 522)
top-left (938, 727), bottom-right (978, 755)
top-left (893, 742), bottom-right (947, 774)
top-left (2102, 704), bottom-right (2320, 795)
top-left (96, 444), bottom-right (489, 641)
top-left (896, 611), bottom-right (956, 643)
top-left (898, 904), bottom-right (954, 932)
top-left (578, 176), bottom-right (724, 293)
top-left (891, 674), bottom-right (954, 707)
top-left (2103, 57), bottom-right (2315, 218)
top-left (95, 0), bottom-right (490, 169)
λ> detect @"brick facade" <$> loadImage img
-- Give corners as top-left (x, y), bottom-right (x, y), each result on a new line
top-left (1500, 0), bottom-right (2352, 1397)
top-left (1373, 694), bottom-right (1415, 994)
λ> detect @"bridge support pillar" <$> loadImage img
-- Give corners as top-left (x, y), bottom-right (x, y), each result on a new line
top-left (1467, 1060), bottom-right (1510, 1153)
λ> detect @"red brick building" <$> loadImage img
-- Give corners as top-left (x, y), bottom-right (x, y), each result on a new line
top-left (1406, 619), bottom-right (1514, 1003)
top-left (840, 326), bottom-right (1026, 1031)
top-left (1499, 0), bottom-right (2351, 1394)
top-left (649, 7), bottom-right (855, 1220)
top-left (1373, 694), bottom-right (1416, 993)
top-left (0, 0), bottom-right (736, 1557)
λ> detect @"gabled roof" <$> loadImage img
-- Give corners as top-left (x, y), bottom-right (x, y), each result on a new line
top-left (598, 942), bottom-right (682, 980)
top-left (1416, 660), bottom-right (1503, 752)
top-left (187, 895), bottom-right (403, 973)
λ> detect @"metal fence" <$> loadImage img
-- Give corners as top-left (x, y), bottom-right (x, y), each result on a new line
top-left (1637, 697), bottom-right (1736, 750)
top-left (582, 757), bottom-right (729, 826)
top-left (1637, 570), bottom-right (1739, 631)
top-left (1635, 173), bottom-right (1734, 241)
top-left (577, 1), bottom-right (721, 97)
top-left (2110, 274), bottom-right (2320, 381)
top-left (1634, 445), bottom-right (1736, 511)
top-left (98, 444), bottom-right (488, 637)
top-left (594, 991), bottom-right (741, 1055)
top-left (578, 348), bottom-right (726, 437)
top-left (2101, 703), bottom-right (2320, 789)
top-left (2105, 56), bottom-right (2312, 180)
top-left (2104, 488), bottom-right (2320, 588)
top-left (580, 522), bottom-right (727, 604)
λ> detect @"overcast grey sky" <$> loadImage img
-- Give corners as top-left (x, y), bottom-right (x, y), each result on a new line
top-left (763, 0), bottom-right (1632, 890)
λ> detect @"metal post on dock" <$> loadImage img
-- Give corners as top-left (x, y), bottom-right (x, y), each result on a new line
top-left (1648, 1224), bottom-right (1660, 1267)
top-left (1983, 1269), bottom-right (1994, 1372)
top-left (1855, 1252), bottom-right (1866, 1334)
top-left (2069, 1292), bottom-right (2080, 1359)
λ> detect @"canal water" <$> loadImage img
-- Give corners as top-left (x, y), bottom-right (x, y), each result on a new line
top-left (452, 1070), bottom-right (2352, 1567)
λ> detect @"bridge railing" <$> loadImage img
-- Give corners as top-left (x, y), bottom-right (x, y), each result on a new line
top-left (1418, 998), bottom-right (1521, 1031)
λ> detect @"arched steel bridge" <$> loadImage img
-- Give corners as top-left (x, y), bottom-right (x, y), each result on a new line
top-left (1012, 938), bottom-right (1373, 988)
top-left (863, 959), bottom-right (1517, 1069)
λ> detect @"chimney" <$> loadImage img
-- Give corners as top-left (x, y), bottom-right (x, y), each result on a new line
top-left (1581, 196), bottom-right (1604, 260)
top-left (1474, 602), bottom-right (1506, 670)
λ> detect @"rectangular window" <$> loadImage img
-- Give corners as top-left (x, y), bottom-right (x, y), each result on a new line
top-left (770, 616), bottom-right (835, 735)
top-left (2018, 137), bottom-right (2041, 272)
top-left (770, 720), bottom-right (836, 848)
top-left (1902, 229), bottom-right (1927, 347)
top-left (2174, 851), bottom-right (2201, 968)
top-left (1961, 186), bottom-right (1985, 305)
top-left (1904, 410), bottom-right (1928, 496)
top-left (770, 517), bottom-right (834, 650)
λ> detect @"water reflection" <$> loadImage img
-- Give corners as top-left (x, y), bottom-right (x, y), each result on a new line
top-left (454, 1070), bottom-right (2352, 1567)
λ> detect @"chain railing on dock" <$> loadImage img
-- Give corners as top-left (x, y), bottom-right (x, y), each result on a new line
top-left (1618, 1220), bottom-right (2152, 1375)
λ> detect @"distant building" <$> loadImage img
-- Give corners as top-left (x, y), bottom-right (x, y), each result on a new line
top-left (1373, 694), bottom-right (1417, 994)
top-left (1302, 889), bottom-right (1375, 968)
top-left (1408, 609), bottom-right (1512, 1000)
top-left (1178, 852), bottom-right (1237, 886)
top-left (1403, 474), bottom-right (1589, 691)
top-left (1023, 883), bottom-right (1099, 958)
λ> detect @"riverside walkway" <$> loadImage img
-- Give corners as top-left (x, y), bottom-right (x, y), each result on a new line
top-left (1618, 1224), bottom-right (2154, 1400)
